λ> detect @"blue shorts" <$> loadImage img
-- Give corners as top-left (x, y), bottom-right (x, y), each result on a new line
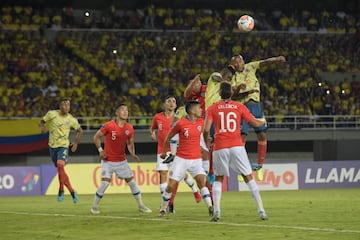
top-left (49, 147), bottom-right (69, 167)
top-left (241, 102), bottom-right (267, 135)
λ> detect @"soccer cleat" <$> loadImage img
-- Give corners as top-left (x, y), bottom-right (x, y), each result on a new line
top-left (251, 162), bottom-right (261, 170)
top-left (194, 192), bottom-right (202, 203)
top-left (90, 206), bottom-right (100, 214)
top-left (162, 154), bottom-right (175, 164)
top-left (210, 211), bottom-right (221, 222)
top-left (259, 211), bottom-right (269, 221)
top-left (167, 204), bottom-right (175, 213)
top-left (256, 167), bottom-right (264, 181)
top-left (138, 205), bottom-right (152, 213)
top-left (208, 206), bottom-right (214, 216)
top-left (159, 207), bottom-right (167, 217)
top-left (57, 191), bottom-right (64, 202)
top-left (72, 191), bottom-right (79, 204)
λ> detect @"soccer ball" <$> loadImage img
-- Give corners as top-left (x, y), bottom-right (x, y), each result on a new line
top-left (237, 15), bottom-right (255, 32)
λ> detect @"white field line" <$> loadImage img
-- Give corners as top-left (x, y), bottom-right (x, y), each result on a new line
top-left (0, 210), bottom-right (359, 234)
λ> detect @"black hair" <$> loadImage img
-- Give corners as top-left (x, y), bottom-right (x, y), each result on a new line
top-left (185, 100), bottom-right (200, 114)
top-left (116, 103), bottom-right (127, 110)
top-left (162, 95), bottom-right (176, 103)
top-left (219, 81), bottom-right (232, 99)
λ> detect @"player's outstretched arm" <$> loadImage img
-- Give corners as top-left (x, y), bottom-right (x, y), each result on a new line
top-left (248, 118), bottom-right (267, 128)
top-left (259, 56), bottom-right (286, 67)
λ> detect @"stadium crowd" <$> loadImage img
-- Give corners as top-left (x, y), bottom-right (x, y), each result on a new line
top-left (1, 5), bottom-right (360, 126)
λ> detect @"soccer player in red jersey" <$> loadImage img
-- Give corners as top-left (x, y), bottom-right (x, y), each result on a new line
top-left (203, 81), bottom-right (268, 222)
top-left (159, 100), bottom-right (213, 217)
top-left (90, 104), bottom-right (151, 214)
top-left (150, 96), bottom-right (201, 213)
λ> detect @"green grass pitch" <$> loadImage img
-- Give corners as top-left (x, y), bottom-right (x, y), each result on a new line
top-left (0, 189), bottom-right (359, 240)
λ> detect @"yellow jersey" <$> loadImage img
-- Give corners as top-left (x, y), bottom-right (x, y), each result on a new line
top-left (232, 61), bottom-right (261, 103)
top-left (205, 72), bottom-right (223, 110)
top-left (42, 110), bottom-right (81, 148)
top-left (175, 106), bottom-right (187, 119)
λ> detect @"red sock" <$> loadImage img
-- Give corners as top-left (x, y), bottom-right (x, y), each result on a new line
top-left (169, 182), bottom-right (179, 206)
top-left (257, 140), bottom-right (267, 165)
top-left (58, 174), bottom-right (64, 192)
top-left (57, 164), bottom-right (74, 193)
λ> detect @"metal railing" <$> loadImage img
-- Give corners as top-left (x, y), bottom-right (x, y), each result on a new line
top-left (76, 115), bottom-right (360, 131)
top-left (1, 115), bottom-right (359, 131)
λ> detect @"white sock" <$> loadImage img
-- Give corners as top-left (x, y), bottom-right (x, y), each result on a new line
top-left (200, 187), bottom-right (212, 208)
top-left (170, 134), bottom-right (178, 155)
top-left (161, 190), bottom-right (172, 208)
top-left (202, 160), bottom-right (210, 173)
top-left (212, 181), bottom-right (222, 213)
top-left (184, 176), bottom-right (197, 193)
top-left (93, 181), bottom-right (109, 207)
top-left (160, 182), bottom-right (168, 195)
top-left (128, 179), bottom-right (143, 206)
top-left (247, 179), bottom-right (265, 212)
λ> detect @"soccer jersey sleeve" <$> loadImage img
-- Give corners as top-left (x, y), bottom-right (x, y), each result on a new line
top-left (42, 110), bottom-right (54, 122)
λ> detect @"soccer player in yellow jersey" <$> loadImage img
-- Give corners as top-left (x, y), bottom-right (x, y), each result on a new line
top-left (205, 66), bottom-right (236, 111)
top-left (39, 98), bottom-right (83, 203)
top-left (231, 54), bottom-right (286, 181)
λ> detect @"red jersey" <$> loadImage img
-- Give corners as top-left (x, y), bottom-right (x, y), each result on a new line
top-left (185, 85), bottom-right (206, 117)
top-left (100, 120), bottom-right (134, 162)
top-left (170, 117), bottom-right (203, 159)
top-left (150, 112), bottom-right (173, 154)
top-left (206, 100), bottom-right (254, 150)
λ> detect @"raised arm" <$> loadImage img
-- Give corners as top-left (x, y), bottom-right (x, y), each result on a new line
top-left (259, 56), bottom-right (286, 68)
top-left (184, 74), bottom-right (201, 98)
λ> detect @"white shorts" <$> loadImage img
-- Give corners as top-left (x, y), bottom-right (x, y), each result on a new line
top-left (101, 160), bottom-right (133, 179)
top-left (168, 156), bottom-right (205, 182)
top-left (200, 134), bottom-right (209, 152)
top-left (212, 146), bottom-right (252, 176)
top-left (156, 152), bottom-right (172, 171)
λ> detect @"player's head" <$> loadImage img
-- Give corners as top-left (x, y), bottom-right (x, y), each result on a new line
top-left (220, 65), bottom-right (235, 82)
top-left (115, 103), bottom-right (128, 120)
top-left (59, 98), bottom-right (71, 114)
top-left (231, 54), bottom-right (245, 72)
top-left (163, 95), bottom-right (177, 111)
top-left (219, 81), bottom-right (233, 100)
top-left (185, 100), bottom-right (202, 118)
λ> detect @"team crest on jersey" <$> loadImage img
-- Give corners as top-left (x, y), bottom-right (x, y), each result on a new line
top-left (197, 125), bottom-right (202, 132)
top-left (125, 130), bottom-right (130, 136)
top-left (65, 121), bottom-right (70, 126)
top-left (245, 68), bottom-right (250, 73)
